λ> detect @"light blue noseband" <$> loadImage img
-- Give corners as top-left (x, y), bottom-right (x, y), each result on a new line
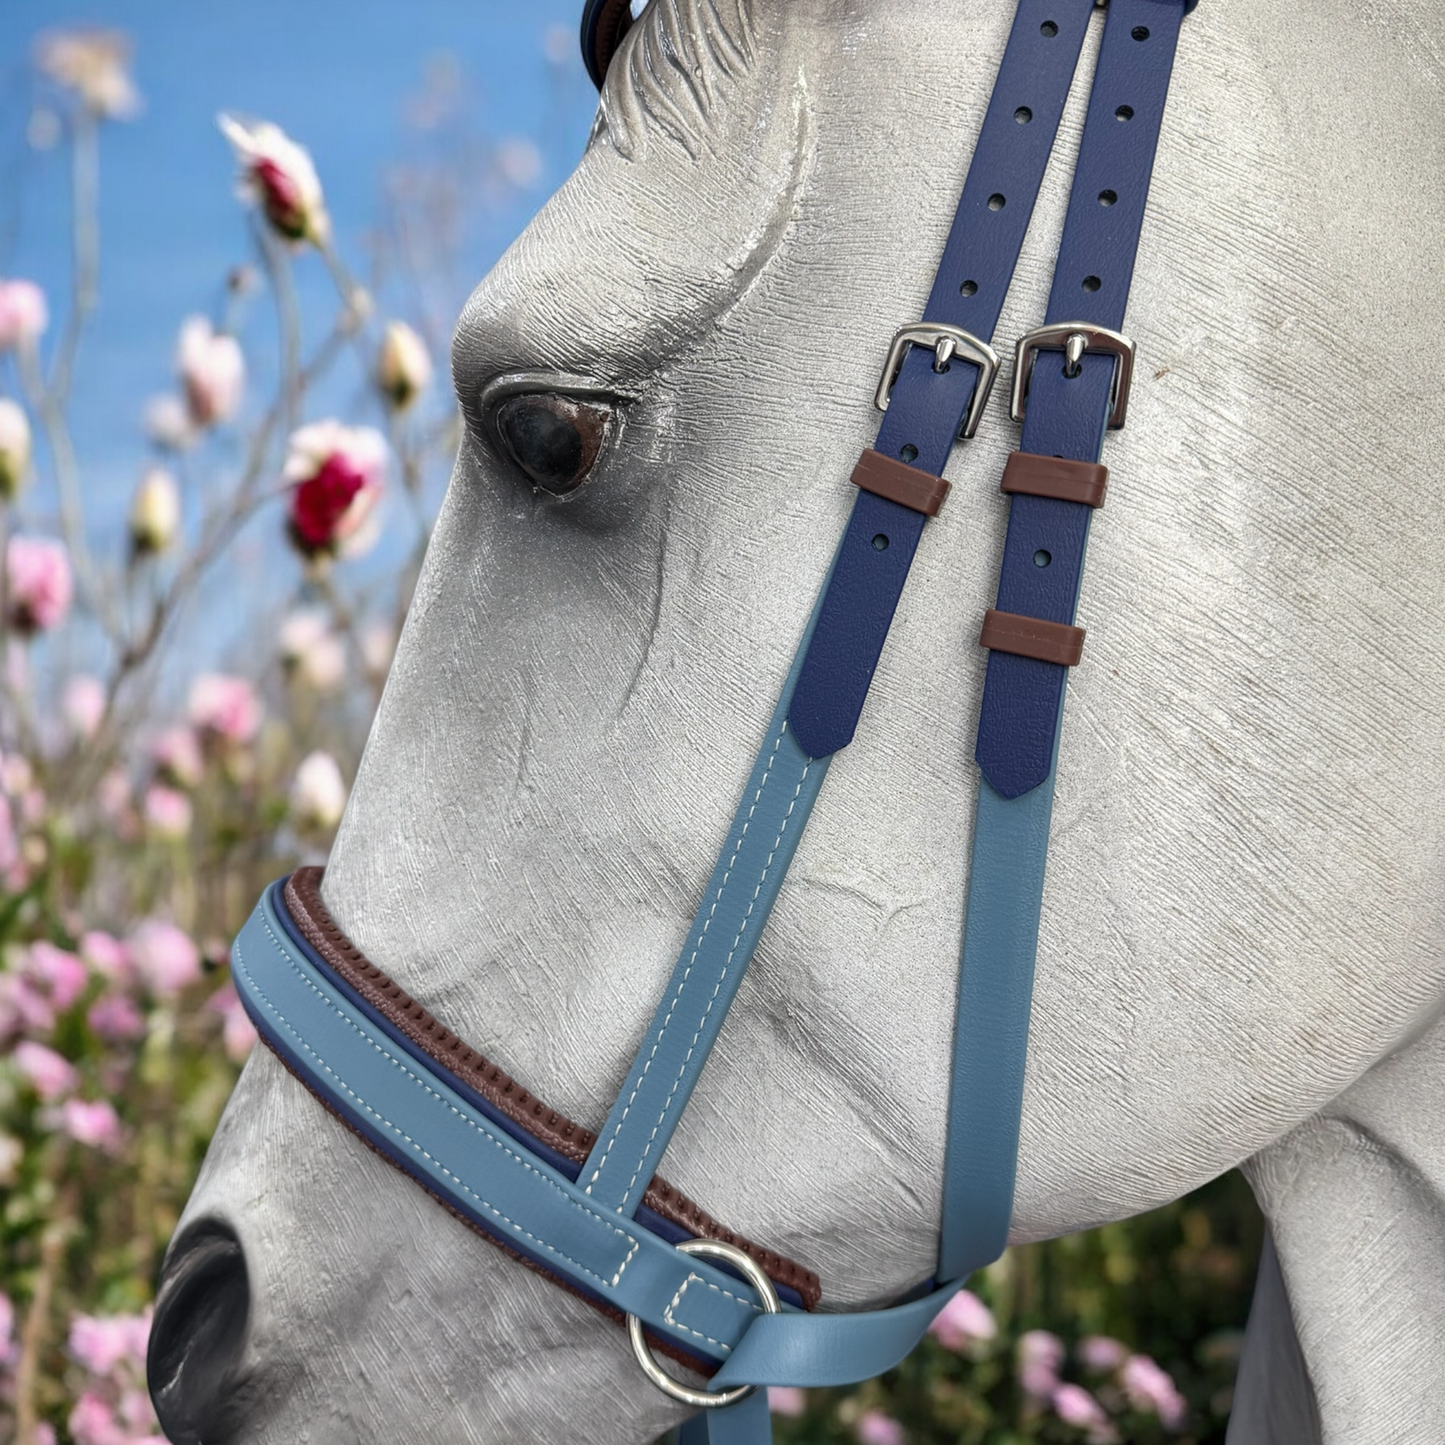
top-left (233, 2), bottom-right (1195, 1439)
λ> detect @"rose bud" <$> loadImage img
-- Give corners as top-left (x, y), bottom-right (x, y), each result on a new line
top-left (5, 536), bottom-right (72, 635)
top-left (175, 317), bottom-right (243, 428)
top-left (128, 467), bottom-right (180, 554)
top-left (0, 399), bottom-right (31, 500)
top-left (376, 321), bottom-right (432, 411)
top-left (218, 114), bottom-right (329, 245)
top-left (283, 420), bottom-right (386, 559)
top-left (290, 750), bottom-right (347, 833)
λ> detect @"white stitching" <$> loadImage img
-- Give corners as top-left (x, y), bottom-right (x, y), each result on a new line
top-left (612, 735), bottom-right (811, 1212)
top-left (582, 719), bottom-right (793, 1199)
top-left (236, 915), bottom-right (641, 1290)
top-left (662, 1273), bottom-right (764, 1352)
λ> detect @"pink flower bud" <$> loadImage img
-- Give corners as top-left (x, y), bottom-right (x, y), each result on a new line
top-left (187, 674), bottom-right (261, 744)
top-left (218, 115), bottom-right (329, 244)
top-left (376, 321), bottom-right (432, 410)
top-left (0, 280), bottom-right (48, 351)
top-left (927, 1289), bottom-right (997, 1352)
top-left (279, 610), bottom-right (346, 693)
top-left (5, 535), bottom-right (72, 634)
top-left (59, 1098), bottom-right (123, 1154)
top-left (855, 1410), bottom-right (904, 1445)
top-left (142, 394), bottom-right (194, 451)
top-left (87, 992), bottom-right (145, 1043)
top-left (1018, 1329), bottom-right (1066, 1401)
top-left (127, 920), bottom-right (200, 996)
top-left (143, 784), bottom-right (192, 840)
top-left (0, 398), bottom-right (31, 499)
top-left (290, 750), bottom-right (347, 832)
top-left (27, 941), bottom-right (87, 1011)
top-left (1121, 1354), bottom-right (1187, 1429)
top-left (1078, 1335), bottom-right (1130, 1375)
top-left (283, 420), bottom-right (386, 558)
top-left (766, 1387), bottom-right (806, 1418)
top-left (68, 1390), bottom-right (120, 1445)
top-left (35, 30), bottom-right (140, 120)
top-left (175, 317), bottom-right (243, 428)
top-left (151, 725), bottom-right (204, 788)
top-left (63, 675), bottom-right (106, 741)
top-left (12, 1039), bottom-right (77, 1100)
top-left (128, 466), bottom-right (181, 553)
top-left (80, 931), bottom-right (133, 987)
top-left (208, 982), bottom-right (258, 1063)
top-left (1052, 1383), bottom-right (1117, 1443)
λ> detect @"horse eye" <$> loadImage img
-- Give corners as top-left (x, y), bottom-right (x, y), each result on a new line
top-left (492, 392), bottom-right (613, 496)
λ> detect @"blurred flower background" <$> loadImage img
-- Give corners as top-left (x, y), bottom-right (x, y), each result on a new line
top-left (0, 5), bottom-right (1261, 1443)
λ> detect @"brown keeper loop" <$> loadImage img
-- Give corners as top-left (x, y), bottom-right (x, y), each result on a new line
top-left (979, 609), bottom-right (1086, 667)
top-left (1000, 451), bottom-right (1108, 508)
top-left (851, 448), bottom-right (949, 517)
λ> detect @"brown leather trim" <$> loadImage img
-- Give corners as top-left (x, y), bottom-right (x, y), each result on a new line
top-left (979, 609), bottom-right (1086, 667)
top-left (283, 867), bottom-right (821, 1311)
top-left (851, 447), bottom-right (950, 517)
top-left (1000, 451), bottom-right (1108, 509)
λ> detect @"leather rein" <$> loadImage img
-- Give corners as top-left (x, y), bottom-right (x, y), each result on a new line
top-left (231, 2), bottom-right (1198, 1439)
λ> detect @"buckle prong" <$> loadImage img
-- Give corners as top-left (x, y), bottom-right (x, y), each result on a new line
top-left (1011, 322), bottom-right (1136, 430)
top-left (875, 323), bottom-right (1001, 440)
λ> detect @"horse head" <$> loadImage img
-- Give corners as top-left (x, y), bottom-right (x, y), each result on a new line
top-left (149, 1), bottom-right (1445, 1440)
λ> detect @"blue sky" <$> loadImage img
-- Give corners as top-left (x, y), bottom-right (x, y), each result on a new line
top-left (0, 1), bottom-right (598, 674)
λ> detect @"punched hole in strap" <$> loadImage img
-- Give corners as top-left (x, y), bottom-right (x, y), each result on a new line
top-left (979, 609), bottom-right (1085, 667)
top-left (1000, 451), bottom-right (1108, 508)
top-left (852, 447), bottom-right (949, 517)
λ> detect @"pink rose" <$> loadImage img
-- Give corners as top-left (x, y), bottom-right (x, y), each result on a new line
top-left (208, 983), bottom-right (257, 1062)
top-left (187, 674), bottom-right (261, 744)
top-left (766, 1386), bottom-right (806, 1417)
top-left (81, 932), bottom-right (133, 987)
top-left (175, 316), bottom-right (244, 427)
top-left (283, 420), bottom-right (386, 558)
top-left (12, 1039), bottom-right (77, 1099)
top-left (63, 675), bottom-right (107, 742)
top-left (1121, 1354), bottom-right (1187, 1430)
top-left (5, 536), bottom-right (72, 634)
top-left (27, 941), bottom-right (87, 1010)
top-left (0, 974), bottom-right (56, 1038)
top-left (1078, 1335), bottom-right (1130, 1374)
top-left (87, 992), bottom-right (145, 1043)
top-left (128, 920), bottom-right (201, 996)
top-left (143, 784), bottom-right (192, 840)
top-left (69, 1310), bottom-right (150, 1377)
top-left (927, 1289), bottom-right (997, 1352)
top-left (1053, 1383), bottom-right (1117, 1443)
top-left (68, 1391), bottom-right (124, 1445)
top-left (0, 280), bottom-right (47, 351)
top-left (218, 116), bottom-right (329, 244)
top-left (855, 1410), bottom-right (904, 1445)
top-left (60, 1098), bottom-right (123, 1154)
top-left (151, 725), bottom-right (204, 788)
top-left (1018, 1329), bottom-right (1066, 1401)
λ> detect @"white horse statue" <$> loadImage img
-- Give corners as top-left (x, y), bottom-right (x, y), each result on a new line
top-left (147, 0), bottom-right (1445, 1440)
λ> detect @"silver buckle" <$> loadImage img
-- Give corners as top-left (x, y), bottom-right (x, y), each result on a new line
top-left (626, 1238), bottom-right (781, 1408)
top-left (1010, 322), bottom-right (1136, 430)
top-left (874, 323), bottom-right (1001, 441)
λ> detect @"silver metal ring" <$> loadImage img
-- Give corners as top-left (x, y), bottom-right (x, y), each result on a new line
top-left (625, 1239), bottom-right (781, 1410)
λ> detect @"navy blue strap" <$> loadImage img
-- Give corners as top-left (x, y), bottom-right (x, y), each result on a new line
top-left (786, 0), bottom-right (1097, 758)
top-left (974, 0), bottom-right (1187, 797)
top-left (940, 0), bottom-right (1189, 1279)
top-left (580, 0), bottom-right (1102, 1219)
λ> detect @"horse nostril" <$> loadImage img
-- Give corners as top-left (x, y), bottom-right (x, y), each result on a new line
top-left (148, 1221), bottom-right (250, 1445)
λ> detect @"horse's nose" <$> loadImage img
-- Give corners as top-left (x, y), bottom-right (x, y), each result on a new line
top-left (148, 1221), bottom-right (250, 1444)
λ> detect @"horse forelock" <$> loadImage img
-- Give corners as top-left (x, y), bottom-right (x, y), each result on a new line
top-left (599, 0), bottom-right (758, 160)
